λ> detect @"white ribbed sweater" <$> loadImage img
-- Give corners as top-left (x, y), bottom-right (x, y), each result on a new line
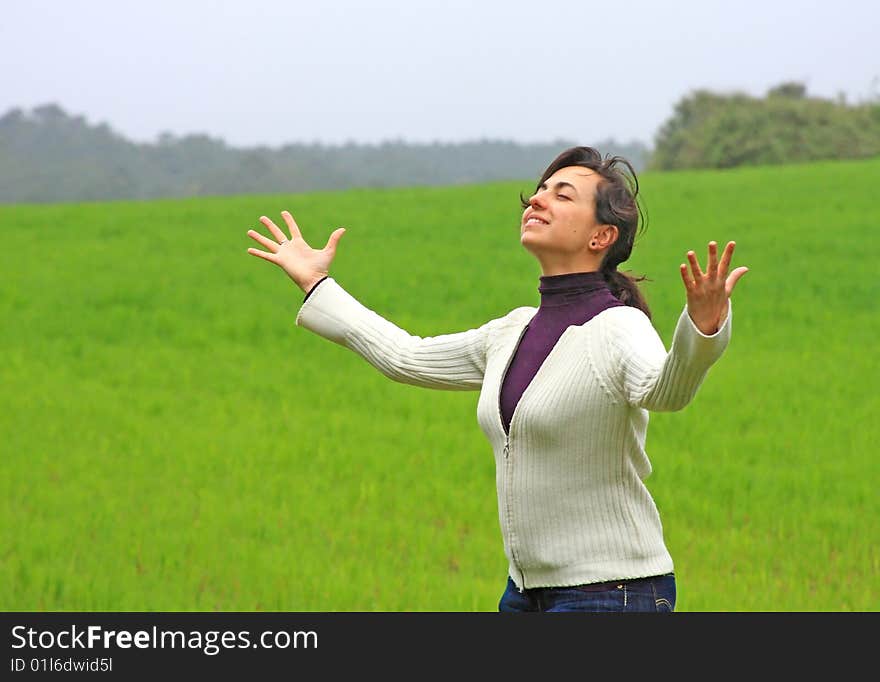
top-left (295, 277), bottom-right (732, 590)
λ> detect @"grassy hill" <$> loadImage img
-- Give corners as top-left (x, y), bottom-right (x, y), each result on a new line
top-left (1, 156), bottom-right (877, 611)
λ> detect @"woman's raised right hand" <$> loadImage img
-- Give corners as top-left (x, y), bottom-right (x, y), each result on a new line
top-left (247, 211), bottom-right (346, 293)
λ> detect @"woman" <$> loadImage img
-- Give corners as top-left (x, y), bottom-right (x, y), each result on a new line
top-left (246, 146), bottom-right (748, 612)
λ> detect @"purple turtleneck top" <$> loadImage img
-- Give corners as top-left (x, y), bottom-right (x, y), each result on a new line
top-left (499, 271), bottom-right (623, 434)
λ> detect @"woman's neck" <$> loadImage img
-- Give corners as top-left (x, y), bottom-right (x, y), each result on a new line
top-left (534, 252), bottom-right (603, 276)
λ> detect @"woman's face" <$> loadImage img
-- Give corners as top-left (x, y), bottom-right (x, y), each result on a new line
top-left (520, 165), bottom-right (604, 259)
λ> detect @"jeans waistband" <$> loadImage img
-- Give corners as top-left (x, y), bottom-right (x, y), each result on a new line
top-left (567, 572), bottom-right (674, 593)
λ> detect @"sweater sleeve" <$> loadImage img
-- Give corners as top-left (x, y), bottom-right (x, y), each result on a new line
top-left (294, 277), bottom-right (508, 391)
top-left (302, 275), bottom-right (330, 303)
top-left (602, 301), bottom-right (732, 411)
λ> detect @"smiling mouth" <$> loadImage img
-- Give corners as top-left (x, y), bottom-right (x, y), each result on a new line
top-left (524, 217), bottom-right (549, 227)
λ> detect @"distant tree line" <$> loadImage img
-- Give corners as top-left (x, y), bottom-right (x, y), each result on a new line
top-left (0, 103), bottom-right (648, 204)
top-left (3, 82), bottom-right (876, 203)
top-left (651, 81), bottom-right (880, 170)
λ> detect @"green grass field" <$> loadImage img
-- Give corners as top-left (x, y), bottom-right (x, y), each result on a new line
top-left (1, 157), bottom-right (877, 611)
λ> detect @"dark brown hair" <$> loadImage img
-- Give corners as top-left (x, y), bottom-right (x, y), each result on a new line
top-left (520, 146), bottom-right (651, 319)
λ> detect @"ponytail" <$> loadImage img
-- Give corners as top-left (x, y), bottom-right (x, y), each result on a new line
top-left (601, 264), bottom-right (651, 321)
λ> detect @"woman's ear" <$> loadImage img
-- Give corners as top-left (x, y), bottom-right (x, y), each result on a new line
top-left (590, 224), bottom-right (618, 250)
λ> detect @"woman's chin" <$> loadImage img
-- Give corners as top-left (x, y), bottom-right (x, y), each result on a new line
top-left (520, 231), bottom-right (544, 251)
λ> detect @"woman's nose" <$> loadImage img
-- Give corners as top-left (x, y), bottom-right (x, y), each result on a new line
top-left (529, 192), bottom-right (545, 208)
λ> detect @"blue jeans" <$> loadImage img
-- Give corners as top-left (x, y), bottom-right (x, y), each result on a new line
top-left (498, 574), bottom-right (676, 612)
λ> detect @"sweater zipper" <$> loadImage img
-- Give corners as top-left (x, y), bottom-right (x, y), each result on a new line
top-left (499, 322), bottom-right (529, 590)
top-left (499, 323), bottom-right (529, 453)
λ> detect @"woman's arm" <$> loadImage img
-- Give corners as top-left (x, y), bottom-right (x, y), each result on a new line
top-left (296, 276), bottom-right (515, 390)
top-left (247, 211), bottom-right (507, 391)
top-left (602, 241), bottom-right (747, 411)
top-left (603, 301), bottom-right (732, 411)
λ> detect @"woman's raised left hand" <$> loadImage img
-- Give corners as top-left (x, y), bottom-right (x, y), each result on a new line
top-left (680, 241), bottom-right (748, 335)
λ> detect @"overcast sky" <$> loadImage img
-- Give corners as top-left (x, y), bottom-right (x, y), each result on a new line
top-left (3, 0), bottom-right (877, 148)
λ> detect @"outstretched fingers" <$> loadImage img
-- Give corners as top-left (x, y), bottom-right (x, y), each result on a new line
top-left (718, 241), bottom-right (736, 277)
top-left (259, 215), bottom-right (289, 245)
top-left (679, 262), bottom-right (694, 291)
top-left (686, 250), bottom-right (704, 282)
top-left (707, 241), bottom-right (719, 278)
top-left (281, 210), bottom-right (303, 240)
top-left (681, 240), bottom-right (747, 300)
top-left (247, 246), bottom-right (277, 262)
top-left (247, 228), bottom-right (280, 253)
top-left (725, 266), bottom-right (749, 297)
top-left (246, 224), bottom-right (285, 262)
top-left (325, 227), bottom-right (346, 252)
